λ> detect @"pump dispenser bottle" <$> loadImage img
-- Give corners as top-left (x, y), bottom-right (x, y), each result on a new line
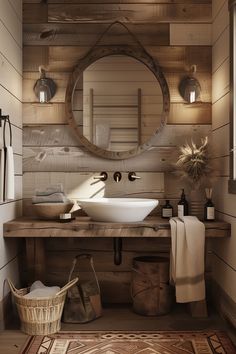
top-left (178, 189), bottom-right (188, 218)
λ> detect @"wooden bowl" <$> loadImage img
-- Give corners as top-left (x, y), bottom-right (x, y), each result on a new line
top-left (32, 202), bottom-right (74, 220)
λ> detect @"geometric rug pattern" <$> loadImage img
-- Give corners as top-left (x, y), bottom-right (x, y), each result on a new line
top-left (20, 331), bottom-right (236, 354)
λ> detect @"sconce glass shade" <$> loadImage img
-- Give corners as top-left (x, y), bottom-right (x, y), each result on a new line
top-left (178, 76), bottom-right (201, 103)
top-left (34, 77), bottom-right (57, 103)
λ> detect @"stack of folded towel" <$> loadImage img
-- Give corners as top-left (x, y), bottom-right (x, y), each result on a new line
top-left (32, 184), bottom-right (71, 204)
top-left (24, 280), bottom-right (60, 299)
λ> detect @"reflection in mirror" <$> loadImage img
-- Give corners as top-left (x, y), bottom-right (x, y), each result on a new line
top-left (72, 55), bottom-right (164, 152)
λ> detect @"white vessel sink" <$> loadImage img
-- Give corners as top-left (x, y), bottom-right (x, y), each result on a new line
top-left (77, 198), bottom-right (159, 222)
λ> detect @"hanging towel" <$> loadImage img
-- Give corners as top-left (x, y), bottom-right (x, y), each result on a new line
top-left (5, 146), bottom-right (15, 200)
top-left (0, 148), bottom-right (4, 202)
top-left (169, 216), bottom-right (205, 303)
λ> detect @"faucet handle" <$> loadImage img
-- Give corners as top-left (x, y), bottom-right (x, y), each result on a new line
top-left (128, 172), bottom-right (141, 181)
top-left (93, 171), bottom-right (108, 181)
top-left (113, 171), bottom-right (122, 182)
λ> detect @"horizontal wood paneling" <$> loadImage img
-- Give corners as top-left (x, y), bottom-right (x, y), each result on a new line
top-left (8, 0), bottom-right (22, 21)
top-left (212, 26), bottom-right (229, 74)
top-left (0, 258), bottom-right (20, 302)
top-left (0, 200), bottom-right (22, 270)
top-left (212, 254), bottom-right (236, 303)
top-left (14, 155), bottom-right (23, 176)
top-left (212, 0), bottom-right (228, 44)
top-left (212, 92), bottom-right (229, 130)
top-left (211, 155), bottom-right (229, 177)
top-left (0, 20), bottom-right (22, 74)
top-left (0, 86), bottom-right (22, 128)
top-left (23, 146), bottom-right (177, 172)
top-left (48, 4), bottom-right (211, 24)
top-left (169, 103), bottom-right (211, 124)
top-left (212, 58), bottom-right (229, 104)
top-left (170, 24), bottom-right (212, 46)
top-left (23, 45), bottom-right (212, 74)
top-left (214, 177), bottom-right (236, 218)
top-left (23, 171), bottom-right (164, 200)
top-left (23, 103), bottom-right (66, 125)
top-left (0, 53), bottom-right (22, 101)
top-left (212, 0), bottom-right (226, 21)
top-left (23, 23), bottom-right (170, 46)
top-left (0, 0), bottom-right (22, 48)
top-left (212, 124), bottom-right (229, 158)
top-left (22, 3), bottom-right (212, 24)
top-left (23, 124), bottom-right (211, 147)
top-left (213, 213), bottom-right (236, 270)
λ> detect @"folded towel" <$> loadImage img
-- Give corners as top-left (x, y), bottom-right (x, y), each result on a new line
top-left (169, 216), bottom-right (205, 303)
top-left (32, 192), bottom-right (70, 204)
top-left (36, 183), bottom-right (63, 196)
top-left (5, 146), bottom-right (14, 200)
top-left (0, 148), bottom-right (4, 202)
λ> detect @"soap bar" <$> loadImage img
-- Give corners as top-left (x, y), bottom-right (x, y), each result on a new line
top-left (59, 213), bottom-right (74, 222)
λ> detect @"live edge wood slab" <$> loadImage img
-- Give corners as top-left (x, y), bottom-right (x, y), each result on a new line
top-left (3, 216), bottom-right (230, 319)
top-left (3, 216), bottom-right (231, 238)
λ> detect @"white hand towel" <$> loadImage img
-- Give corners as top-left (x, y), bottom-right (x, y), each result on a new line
top-left (169, 216), bottom-right (205, 303)
top-left (0, 148), bottom-right (4, 202)
top-left (5, 146), bottom-right (14, 200)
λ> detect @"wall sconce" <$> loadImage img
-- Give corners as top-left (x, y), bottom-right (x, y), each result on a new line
top-left (34, 66), bottom-right (56, 103)
top-left (178, 65), bottom-right (201, 103)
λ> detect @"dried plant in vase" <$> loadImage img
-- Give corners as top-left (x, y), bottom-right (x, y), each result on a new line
top-left (175, 136), bottom-right (211, 219)
top-left (175, 136), bottom-right (210, 186)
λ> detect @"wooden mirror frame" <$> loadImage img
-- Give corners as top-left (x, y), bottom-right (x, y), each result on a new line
top-left (65, 45), bottom-right (170, 160)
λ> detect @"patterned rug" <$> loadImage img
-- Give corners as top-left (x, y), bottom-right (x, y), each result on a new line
top-left (21, 331), bottom-right (236, 354)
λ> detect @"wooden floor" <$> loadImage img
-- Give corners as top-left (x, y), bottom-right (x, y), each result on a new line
top-left (0, 304), bottom-right (235, 354)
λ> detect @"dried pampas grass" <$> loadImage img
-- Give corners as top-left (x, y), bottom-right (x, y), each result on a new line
top-left (176, 136), bottom-right (210, 185)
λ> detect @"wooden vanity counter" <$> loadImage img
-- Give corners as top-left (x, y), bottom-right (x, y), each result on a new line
top-left (3, 216), bottom-right (230, 318)
top-left (3, 216), bottom-right (231, 238)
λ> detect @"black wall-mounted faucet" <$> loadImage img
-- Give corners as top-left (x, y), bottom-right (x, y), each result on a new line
top-left (113, 171), bottom-right (122, 182)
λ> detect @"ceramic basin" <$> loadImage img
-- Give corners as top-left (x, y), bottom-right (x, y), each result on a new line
top-left (77, 198), bottom-right (159, 222)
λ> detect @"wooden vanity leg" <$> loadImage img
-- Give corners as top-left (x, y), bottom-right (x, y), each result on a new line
top-left (25, 238), bottom-right (46, 284)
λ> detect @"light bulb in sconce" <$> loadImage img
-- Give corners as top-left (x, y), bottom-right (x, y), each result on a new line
top-left (178, 65), bottom-right (201, 104)
top-left (34, 66), bottom-right (57, 103)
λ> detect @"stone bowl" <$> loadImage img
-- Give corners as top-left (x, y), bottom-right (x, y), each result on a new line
top-left (32, 202), bottom-right (74, 220)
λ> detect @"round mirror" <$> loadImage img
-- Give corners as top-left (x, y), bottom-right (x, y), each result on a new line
top-left (66, 46), bottom-right (170, 159)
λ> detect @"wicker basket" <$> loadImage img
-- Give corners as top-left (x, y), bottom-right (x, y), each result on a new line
top-left (7, 277), bottom-right (78, 335)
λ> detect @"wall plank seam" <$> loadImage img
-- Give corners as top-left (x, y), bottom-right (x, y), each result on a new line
top-left (0, 84), bottom-right (22, 104)
top-left (212, 0), bottom-right (227, 23)
top-left (212, 251), bottom-right (236, 272)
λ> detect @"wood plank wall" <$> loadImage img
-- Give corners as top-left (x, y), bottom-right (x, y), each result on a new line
top-left (0, 0), bottom-right (22, 329)
top-left (22, 0), bottom-right (213, 302)
top-left (211, 0), bottom-right (236, 317)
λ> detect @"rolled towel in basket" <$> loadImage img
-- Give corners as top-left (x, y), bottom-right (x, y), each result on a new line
top-left (24, 280), bottom-right (60, 299)
top-left (32, 192), bottom-right (70, 204)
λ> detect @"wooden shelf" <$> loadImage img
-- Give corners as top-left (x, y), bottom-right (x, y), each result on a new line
top-left (3, 216), bottom-right (231, 238)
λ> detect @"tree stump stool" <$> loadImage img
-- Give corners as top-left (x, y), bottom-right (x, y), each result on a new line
top-left (131, 256), bottom-right (173, 316)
